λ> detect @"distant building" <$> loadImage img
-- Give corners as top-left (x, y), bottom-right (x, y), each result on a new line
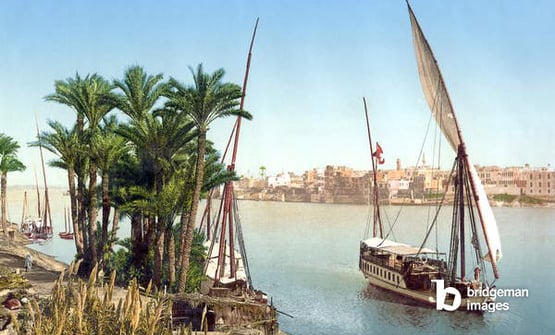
top-left (520, 166), bottom-right (555, 197)
top-left (267, 173), bottom-right (291, 188)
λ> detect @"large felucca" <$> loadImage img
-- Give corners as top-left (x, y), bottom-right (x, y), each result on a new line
top-left (359, 2), bottom-right (502, 310)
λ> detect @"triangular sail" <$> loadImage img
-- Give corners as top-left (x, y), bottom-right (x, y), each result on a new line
top-left (407, 2), bottom-right (502, 278)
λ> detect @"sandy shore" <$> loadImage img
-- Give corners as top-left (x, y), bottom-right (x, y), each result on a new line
top-left (0, 225), bottom-right (67, 298)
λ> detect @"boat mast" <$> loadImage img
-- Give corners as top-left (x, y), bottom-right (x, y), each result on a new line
top-left (457, 147), bottom-right (466, 281)
top-left (36, 120), bottom-right (52, 235)
top-left (34, 168), bottom-right (41, 218)
top-left (213, 18), bottom-right (259, 286)
top-left (362, 97), bottom-right (383, 238)
top-left (21, 191), bottom-right (27, 225)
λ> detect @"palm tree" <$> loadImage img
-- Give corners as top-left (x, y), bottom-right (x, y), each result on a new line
top-left (167, 63), bottom-right (250, 293)
top-left (33, 121), bottom-right (84, 256)
top-left (95, 115), bottom-right (128, 260)
top-left (80, 74), bottom-right (115, 267)
top-left (117, 107), bottom-right (196, 287)
top-left (108, 66), bottom-right (171, 274)
top-left (45, 73), bottom-right (114, 268)
top-left (0, 134), bottom-right (26, 236)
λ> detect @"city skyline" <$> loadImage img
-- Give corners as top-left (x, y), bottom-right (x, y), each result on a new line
top-left (1, 1), bottom-right (553, 186)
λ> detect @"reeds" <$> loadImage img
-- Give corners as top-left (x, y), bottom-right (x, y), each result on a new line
top-left (16, 262), bottom-right (192, 335)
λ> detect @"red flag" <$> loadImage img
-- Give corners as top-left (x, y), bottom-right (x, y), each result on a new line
top-left (372, 142), bottom-right (385, 164)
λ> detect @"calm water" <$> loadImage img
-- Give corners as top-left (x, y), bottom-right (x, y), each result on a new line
top-left (11, 195), bottom-right (555, 335)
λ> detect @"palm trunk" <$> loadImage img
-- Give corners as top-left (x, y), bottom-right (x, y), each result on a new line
top-left (1, 173), bottom-right (7, 236)
top-left (68, 166), bottom-right (83, 256)
top-left (88, 161), bottom-right (98, 267)
top-left (130, 211), bottom-right (144, 270)
top-left (77, 163), bottom-right (88, 254)
top-left (100, 171), bottom-right (110, 253)
top-left (178, 133), bottom-right (206, 293)
top-left (76, 115), bottom-right (88, 253)
top-left (153, 222), bottom-right (164, 287)
top-left (109, 207), bottom-right (119, 251)
top-left (166, 226), bottom-right (176, 288)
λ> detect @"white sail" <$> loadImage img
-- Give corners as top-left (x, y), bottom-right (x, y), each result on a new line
top-left (408, 3), bottom-right (502, 278)
top-left (408, 5), bottom-right (461, 152)
top-left (466, 158), bottom-right (503, 263)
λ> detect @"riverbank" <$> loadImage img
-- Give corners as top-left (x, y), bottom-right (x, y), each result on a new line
top-left (0, 226), bottom-right (287, 335)
top-left (234, 190), bottom-right (555, 208)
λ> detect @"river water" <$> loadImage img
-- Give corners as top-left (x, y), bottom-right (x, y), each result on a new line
top-left (9, 192), bottom-right (555, 335)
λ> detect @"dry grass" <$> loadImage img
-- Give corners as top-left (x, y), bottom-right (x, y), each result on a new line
top-left (15, 262), bottom-right (193, 335)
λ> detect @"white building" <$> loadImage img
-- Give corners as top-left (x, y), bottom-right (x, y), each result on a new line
top-left (267, 173), bottom-right (291, 188)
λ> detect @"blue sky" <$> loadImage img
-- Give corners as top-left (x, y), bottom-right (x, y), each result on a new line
top-left (1, 0), bottom-right (554, 186)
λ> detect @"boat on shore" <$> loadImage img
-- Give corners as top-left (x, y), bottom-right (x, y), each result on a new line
top-left (19, 190), bottom-right (52, 242)
top-left (359, 2), bottom-right (502, 311)
top-left (58, 207), bottom-right (74, 240)
top-left (172, 18), bottom-right (278, 334)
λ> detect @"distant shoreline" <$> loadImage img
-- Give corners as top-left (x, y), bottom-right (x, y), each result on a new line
top-left (233, 193), bottom-right (555, 209)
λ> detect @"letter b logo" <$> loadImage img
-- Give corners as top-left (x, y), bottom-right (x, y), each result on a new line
top-left (432, 279), bottom-right (461, 311)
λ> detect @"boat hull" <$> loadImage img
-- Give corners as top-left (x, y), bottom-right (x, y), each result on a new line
top-left (360, 260), bottom-right (490, 311)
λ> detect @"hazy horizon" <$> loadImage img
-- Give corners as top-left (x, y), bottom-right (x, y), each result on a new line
top-left (1, 1), bottom-right (553, 187)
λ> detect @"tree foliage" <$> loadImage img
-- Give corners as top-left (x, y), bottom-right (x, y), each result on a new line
top-left (41, 64), bottom-right (244, 293)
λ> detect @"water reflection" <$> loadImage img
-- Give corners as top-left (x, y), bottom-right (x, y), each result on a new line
top-left (360, 284), bottom-right (487, 332)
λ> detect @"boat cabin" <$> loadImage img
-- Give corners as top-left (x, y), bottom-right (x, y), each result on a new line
top-left (360, 237), bottom-right (446, 290)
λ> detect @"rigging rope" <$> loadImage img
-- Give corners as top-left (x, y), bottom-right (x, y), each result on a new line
top-left (380, 107), bottom-right (435, 243)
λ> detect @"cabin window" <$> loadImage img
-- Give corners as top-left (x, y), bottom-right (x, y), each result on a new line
top-left (388, 272), bottom-right (391, 281)
top-left (397, 276), bottom-right (400, 284)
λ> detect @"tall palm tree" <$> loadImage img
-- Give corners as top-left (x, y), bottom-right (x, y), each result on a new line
top-left (167, 64), bottom-right (250, 293)
top-left (95, 115), bottom-right (128, 260)
top-left (33, 121), bottom-right (84, 256)
top-left (45, 73), bottom-right (114, 268)
top-left (0, 134), bottom-right (25, 236)
top-left (80, 74), bottom-right (115, 267)
top-left (117, 107), bottom-right (196, 287)
top-left (109, 66), bottom-right (170, 274)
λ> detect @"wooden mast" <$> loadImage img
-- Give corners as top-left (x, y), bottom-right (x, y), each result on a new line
top-left (214, 18), bottom-right (259, 285)
top-left (362, 97), bottom-right (383, 238)
top-left (36, 119), bottom-right (52, 237)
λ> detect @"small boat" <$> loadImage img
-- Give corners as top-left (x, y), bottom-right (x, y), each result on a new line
top-left (59, 232), bottom-right (74, 240)
top-left (58, 207), bottom-right (74, 240)
top-left (21, 122), bottom-right (55, 241)
top-left (359, 2), bottom-right (502, 311)
top-left (20, 190), bottom-right (52, 242)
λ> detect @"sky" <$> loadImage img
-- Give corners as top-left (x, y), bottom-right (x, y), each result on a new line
top-left (1, 0), bottom-right (554, 187)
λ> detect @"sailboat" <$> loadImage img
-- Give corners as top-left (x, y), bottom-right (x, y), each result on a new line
top-left (359, 2), bottom-right (502, 310)
top-left (172, 18), bottom-right (277, 334)
top-left (20, 164), bottom-right (53, 242)
top-left (59, 207), bottom-right (74, 240)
